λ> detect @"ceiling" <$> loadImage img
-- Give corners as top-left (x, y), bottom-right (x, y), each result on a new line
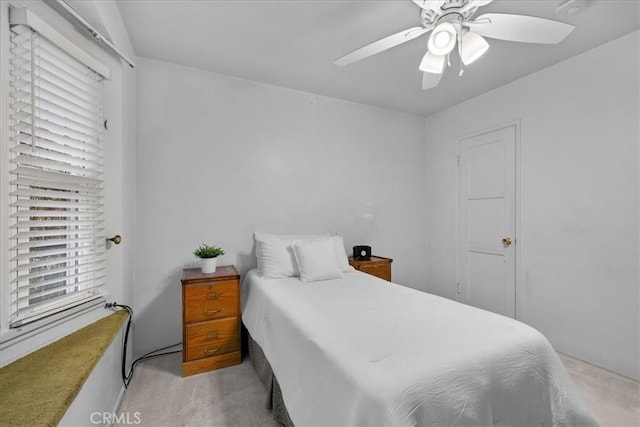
top-left (115, 0), bottom-right (639, 117)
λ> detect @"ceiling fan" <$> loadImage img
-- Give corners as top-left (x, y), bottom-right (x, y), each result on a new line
top-left (334, 0), bottom-right (575, 90)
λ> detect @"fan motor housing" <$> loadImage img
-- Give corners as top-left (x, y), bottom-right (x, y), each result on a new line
top-left (420, 1), bottom-right (478, 27)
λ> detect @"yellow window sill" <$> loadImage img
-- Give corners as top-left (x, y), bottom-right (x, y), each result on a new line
top-left (0, 311), bottom-right (128, 427)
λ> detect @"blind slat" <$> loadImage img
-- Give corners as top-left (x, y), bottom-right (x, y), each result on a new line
top-left (11, 154), bottom-right (101, 178)
top-left (13, 289), bottom-right (104, 319)
top-left (11, 252), bottom-right (106, 274)
top-left (10, 164), bottom-right (101, 183)
top-left (11, 198), bottom-right (102, 209)
top-left (12, 211), bottom-right (100, 220)
top-left (11, 51), bottom-right (99, 102)
top-left (13, 271), bottom-right (106, 297)
top-left (12, 113), bottom-right (99, 145)
top-left (12, 260), bottom-right (106, 284)
top-left (13, 227), bottom-right (105, 239)
top-left (10, 80), bottom-right (99, 122)
top-left (12, 187), bottom-right (100, 200)
top-left (11, 144), bottom-right (102, 170)
top-left (12, 102), bottom-right (99, 136)
top-left (12, 127), bottom-right (102, 156)
top-left (11, 135), bottom-right (102, 161)
top-left (11, 71), bottom-right (96, 112)
top-left (36, 47), bottom-right (99, 94)
top-left (14, 244), bottom-right (103, 261)
top-left (12, 89), bottom-right (98, 129)
top-left (11, 236), bottom-right (101, 250)
top-left (37, 33), bottom-right (101, 77)
top-left (13, 267), bottom-right (106, 291)
top-left (14, 280), bottom-right (106, 308)
top-left (11, 177), bottom-right (100, 194)
top-left (11, 54), bottom-right (98, 100)
top-left (11, 219), bottom-right (102, 229)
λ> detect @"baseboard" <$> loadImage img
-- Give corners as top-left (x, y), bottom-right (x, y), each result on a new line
top-left (112, 385), bottom-right (127, 420)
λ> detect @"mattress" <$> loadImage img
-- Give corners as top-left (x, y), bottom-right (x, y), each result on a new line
top-left (242, 269), bottom-right (597, 426)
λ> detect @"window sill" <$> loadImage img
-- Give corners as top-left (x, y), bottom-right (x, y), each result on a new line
top-left (0, 296), bottom-right (107, 349)
top-left (0, 310), bottom-right (128, 427)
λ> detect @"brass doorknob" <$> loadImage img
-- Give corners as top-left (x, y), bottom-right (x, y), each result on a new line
top-left (502, 237), bottom-right (512, 247)
top-left (108, 234), bottom-right (122, 245)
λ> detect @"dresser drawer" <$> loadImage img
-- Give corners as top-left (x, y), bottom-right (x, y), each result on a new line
top-left (184, 317), bottom-right (239, 361)
top-left (184, 280), bottom-right (238, 323)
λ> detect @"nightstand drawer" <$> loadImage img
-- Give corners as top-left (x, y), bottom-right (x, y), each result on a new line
top-left (184, 280), bottom-right (238, 323)
top-left (185, 317), bottom-right (239, 361)
top-left (348, 256), bottom-right (393, 282)
top-left (360, 263), bottom-right (391, 281)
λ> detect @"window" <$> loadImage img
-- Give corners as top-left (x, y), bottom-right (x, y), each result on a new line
top-left (8, 14), bottom-right (106, 327)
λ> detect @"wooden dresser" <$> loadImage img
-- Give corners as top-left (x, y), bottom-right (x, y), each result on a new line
top-left (348, 256), bottom-right (393, 281)
top-left (181, 265), bottom-right (241, 377)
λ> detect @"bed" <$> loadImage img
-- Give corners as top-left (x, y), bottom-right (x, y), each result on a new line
top-left (242, 267), bottom-right (598, 426)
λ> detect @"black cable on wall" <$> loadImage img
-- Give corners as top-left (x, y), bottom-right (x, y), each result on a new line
top-left (106, 303), bottom-right (181, 388)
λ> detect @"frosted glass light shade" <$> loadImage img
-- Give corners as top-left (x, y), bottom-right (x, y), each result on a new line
top-left (427, 22), bottom-right (457, 56)
top-left (419, 50), bottom-right (445, 74)
top-left (460, 31), bottom-right (489, 65)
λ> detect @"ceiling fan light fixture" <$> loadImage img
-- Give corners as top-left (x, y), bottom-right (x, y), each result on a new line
top-left (460, 31), bottom-right (489, 65)
top-left (419, 50), bottom-right (445, 74)
top-left (427, 22), bottom-right (457, 56)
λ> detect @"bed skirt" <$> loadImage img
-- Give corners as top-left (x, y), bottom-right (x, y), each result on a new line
top-left (248, 333), bottom-right (294, 427)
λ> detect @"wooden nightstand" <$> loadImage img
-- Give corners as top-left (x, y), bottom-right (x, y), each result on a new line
top-left (181, 265), bottom-right (241, 377)
top-left (348, 256), bottom-right (393, 281)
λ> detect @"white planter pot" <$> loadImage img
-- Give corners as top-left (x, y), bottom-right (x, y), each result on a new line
top-left (201, 257), bottom-right (218, 274)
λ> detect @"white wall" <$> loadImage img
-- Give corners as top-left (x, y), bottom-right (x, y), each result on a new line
top-left (58, 329), bottom-right (126, 427)
top-left (134, 57), bottom-right (427, 356)
top-left (425, 32), bottom-right (639, 379)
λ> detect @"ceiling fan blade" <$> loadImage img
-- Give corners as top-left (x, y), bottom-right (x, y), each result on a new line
top-left (457, 0), bottom-right (494, 16)
top-left (412, 0), bottom-right (445, 10)
top-left (334, 26), bottom-right (431, 66)
top-left (466, 13), bottom-right (574, 44)
top-left (471, 0), bottom-right (494, 6)
top-left (422, 71), bottom-right (443, 90)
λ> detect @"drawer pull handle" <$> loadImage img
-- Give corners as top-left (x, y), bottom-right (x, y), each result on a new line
top-left (204, 347), bottom-right (221, 355)
top-left (206, 331), bottom-right (218, 340)
top-left (203, 308), bottom-right (221, 316)
top-left (206, 291), bottom-right (219, 300)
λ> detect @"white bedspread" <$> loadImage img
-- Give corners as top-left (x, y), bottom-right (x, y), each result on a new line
top-left (242, 269), bottom-right (597, 426)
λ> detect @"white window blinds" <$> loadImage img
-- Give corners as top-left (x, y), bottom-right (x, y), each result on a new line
top-left (8, 21), bottom-right (106, 327)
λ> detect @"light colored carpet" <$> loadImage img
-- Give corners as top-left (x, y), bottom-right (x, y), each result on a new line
top-left (118, 352), bottom-right (639, 427)
top-left (116, 353), bottom-right (279, 427)
top-left (558, 353), bottom-right (639, 427)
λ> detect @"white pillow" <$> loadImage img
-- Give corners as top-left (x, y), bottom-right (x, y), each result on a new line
top-left (254, 232), bottom-right (328, 278)
top-left (292, 238), bottom-right (344, 282)
top-left (254, 232), bottom-right (352, 277)
top-left (256, 236), bottom-right (297, 278)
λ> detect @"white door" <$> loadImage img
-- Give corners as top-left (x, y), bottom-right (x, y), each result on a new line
top-left (457, 125), bottom-right (516, 317)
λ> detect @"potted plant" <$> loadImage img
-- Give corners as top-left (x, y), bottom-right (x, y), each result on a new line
top-left (193, 243), bottom-right (225, 274)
